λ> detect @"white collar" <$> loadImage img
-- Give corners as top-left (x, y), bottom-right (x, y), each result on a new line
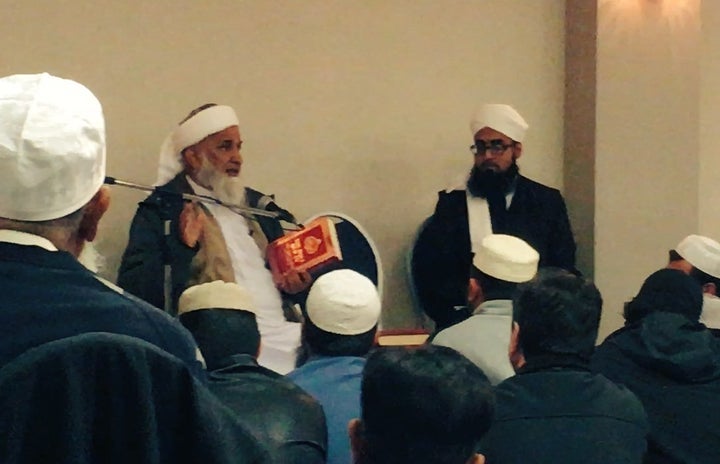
top-left (0, 230), bottom-right (58, 251)
top-left (186, 175), bottom-right (214, 197)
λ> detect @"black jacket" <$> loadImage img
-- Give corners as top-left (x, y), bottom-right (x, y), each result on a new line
top-left (208, 354), bottom-right (327, 464)
top-left (592, 313), bottom-right (720, 464)
top-left (413, 175), bottom-right (577, 328)
top-left (0, 333), bottom-right (267, 464)
top-left (480, 354), bottom-right (648, 464)
top-left (117, 173), bottom-right (286, 314)
top-left (0, 241), bottom-right (203, 378)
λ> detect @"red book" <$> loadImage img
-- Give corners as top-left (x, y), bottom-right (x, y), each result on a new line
top-left (267, 216), bottom-right (343, 281)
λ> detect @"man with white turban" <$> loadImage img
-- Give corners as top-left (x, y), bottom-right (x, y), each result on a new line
top-left (0, 72), bottom-right (203, 376)
top-left (413, 104), bottom-right (577, 329)
top-left (118, 103), bottom-right (309, 373)
top-left (667, 234), bottom-right (720, 335)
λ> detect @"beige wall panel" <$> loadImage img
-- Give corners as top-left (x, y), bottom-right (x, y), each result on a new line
top-left (1, 0), bottom-right (565, 327)
top-left (595, 0), bottom-right (700, 338)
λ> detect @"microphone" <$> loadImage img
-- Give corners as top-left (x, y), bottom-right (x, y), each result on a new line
top-left (256, 195), bottom-right (299, 225)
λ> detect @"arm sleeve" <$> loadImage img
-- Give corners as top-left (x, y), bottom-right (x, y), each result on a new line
top-left (117, 203), bottom-right (196, 312)
top-left (412, 195), bottom-right (473, 328)
top-left (545, 192), bottom-right (579, 274)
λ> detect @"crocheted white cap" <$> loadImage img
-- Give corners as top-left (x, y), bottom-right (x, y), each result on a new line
top-left (306, 269), bottom-right (381, 335)
top-left (178, 280), bottom-right (257, 316)
top-left (470, 103), bottom-right (529, 142)
top-left (676, 234), bottom-right (720, 279)
top-left (0, 72), bottom-right (106, 221)
top-left (474, 234), bottom-right (539, 283)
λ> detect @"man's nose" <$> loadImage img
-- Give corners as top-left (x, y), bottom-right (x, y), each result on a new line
top-left (230, 147), bottom-right (242, 164)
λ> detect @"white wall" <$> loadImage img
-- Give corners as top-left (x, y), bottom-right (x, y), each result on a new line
top-left (1, 0), bottom-right (566, 327)
top-left (700, 0), bottom-right (720, 236)
top-left (595, 0), bottom-right (701, 337)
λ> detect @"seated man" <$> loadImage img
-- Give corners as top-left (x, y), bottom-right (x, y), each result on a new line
top-left (432, 234), bottom-right (539, 384)
top-left (118, 103), bottom-right (309, 373)
top-left (413, 103), bottom-right (577, 329)
top-left (287, 269), bottom-right (381, 464)
top-left (667, 234), bottom-right (720, 335)
top-left (0, 72), bottom-right (201, 376)
top-left (592, 269), bottom-right (720, 464)
top-left (349, 345), bottom-right (495, 464)
top-left (481, 269), bottom-right (648, 464)
top-left (178, 280), bottom-right (327, 464)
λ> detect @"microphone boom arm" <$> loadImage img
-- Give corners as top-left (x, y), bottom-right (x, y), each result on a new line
top-left (104, 176), bottom-right (281, 220)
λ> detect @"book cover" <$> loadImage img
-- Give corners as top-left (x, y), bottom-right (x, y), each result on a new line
top-left (375, 329), bottom-right (430, 347)
top-left (267, 216), bottom-right (343, 281)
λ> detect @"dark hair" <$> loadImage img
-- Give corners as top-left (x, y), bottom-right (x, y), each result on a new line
top-left (623, 268), bottom-right (703, 324)
top-left (302, 319), bottom-right (376, 358)
top-left (179, 309), bottom-right (260, 370)
top-left (358, 345), bottom-right (494, 464)
top-left (476, 270), bottom-right (518, 301)
top-left (513, 268), bottom-right (602, 359)
top-left (179, 103), bottom-right (217, 124)
top-left (689, 266), bottom-right (720, 293)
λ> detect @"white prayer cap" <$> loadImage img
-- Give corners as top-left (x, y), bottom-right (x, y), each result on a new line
top-left (0, 72), bottom-right (106, 221)
top-left (306, 269), bottom-right (381, 335)
top-left (155, 105), bottom-right (239, 186)
top-left (178, 280), bottom-right (257, 316)
top-left (470, 104), bottom-right (529, 142)
top-left (675, 234), bottom-right (720, 279)
top-left (474, 234), bottom-right (539, 283)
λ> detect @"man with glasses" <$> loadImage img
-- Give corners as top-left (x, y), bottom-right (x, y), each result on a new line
top-left (413, 103), bottom-right (577, 329)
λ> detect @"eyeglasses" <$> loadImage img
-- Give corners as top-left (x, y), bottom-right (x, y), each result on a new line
top-left (470, 140), bottom-right (515, 156)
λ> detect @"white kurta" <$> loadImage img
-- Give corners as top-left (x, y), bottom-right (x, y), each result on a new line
top-left (188, 178), bottom-right (300, 374)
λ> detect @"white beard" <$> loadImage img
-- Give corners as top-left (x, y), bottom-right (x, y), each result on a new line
top-left (196, 158), bottom-right (247, 206)
top-left (77, 242), bottom-right (104, 274)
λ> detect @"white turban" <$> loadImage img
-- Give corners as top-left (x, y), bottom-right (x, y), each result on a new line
top-left (155, 105), bottom-right (239, 186)
top-left (0, 73), bottom-right (106, 221)
top-left (676, 235), bottom-right (720, 279)
top-left (470, 104), bottom-right (529, 142)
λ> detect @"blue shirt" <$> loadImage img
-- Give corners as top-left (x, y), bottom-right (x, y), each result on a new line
top-left (287, 356), bottom-right (365, 464)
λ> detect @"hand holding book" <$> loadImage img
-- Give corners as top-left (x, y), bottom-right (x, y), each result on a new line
top-left (267, 216), bottom-right (343, 285)
top-left (275, 269), bottom-right (312, 294)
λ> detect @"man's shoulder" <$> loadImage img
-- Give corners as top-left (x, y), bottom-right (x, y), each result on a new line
top-left (495, 367), bottom-right (645, 422)
top-left (288, 356), bottom-right (365, 381)
top-left (516, 175), bottom-right (562, 196)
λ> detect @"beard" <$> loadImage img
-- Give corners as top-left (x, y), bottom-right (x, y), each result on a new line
top-left (196, 158), bottom-right (247, 206)
top-left (77, 242), bottom-right (105, 274)
top-left (466, 160), bottom-right (519, 199)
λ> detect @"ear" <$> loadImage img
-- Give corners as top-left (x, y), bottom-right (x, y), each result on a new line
top-left (467, 453), bottom-right (485, 464)
top-left (508, 321), bottom-right (525, 371)
top-left (182, 146), bottom-right (204, 173)
top-left (78, 186), bottom-right (110, 243)
top-left (348, 418), bottom-right (367, 463)
top-left (702, 282), bottom-right (717, 296)
top-left (512, 142), bottom-right (523, 161)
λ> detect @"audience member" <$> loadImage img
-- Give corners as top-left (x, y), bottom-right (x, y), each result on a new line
top-left (592, 268), bottom-right (720, 464)
top-left (481, 269), bottom-right (648, 463)
top-left (0, 332), bottom-right (267, 464)
top-left (667, 234), bottom-right (720, 335)
top-left (413, 103), bottom-right (576, 329)
top-left (0, 72), bottom-right (202, 375)
top-left (287, 269), bottom-right (381, 464)
top-left (349, 345), bottom-right (495, 464)
top-left (118, 103), bottom-right (308, 373)
top-left (432, 234), bottom-right (538, 384)
top-left (178, 280), bottom-right (327, 464)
